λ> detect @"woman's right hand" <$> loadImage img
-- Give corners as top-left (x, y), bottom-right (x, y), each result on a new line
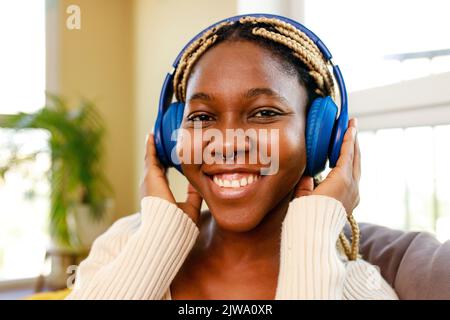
top-left (140, 133), bottom-right (203, 226)
top-left (293, 118), bottom-right (360, 215)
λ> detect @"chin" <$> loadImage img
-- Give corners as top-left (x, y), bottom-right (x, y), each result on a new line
top-left (208, 204), bottom-right (266, 232)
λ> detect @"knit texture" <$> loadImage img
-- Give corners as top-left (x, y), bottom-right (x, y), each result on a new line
top-left (66, 195), bottom-right (398, 300)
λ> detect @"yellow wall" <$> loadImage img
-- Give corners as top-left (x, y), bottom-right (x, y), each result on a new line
top-left (48, 0), bottom-right (135, 218)
top-left (50, 0), bottom-right (237, 218)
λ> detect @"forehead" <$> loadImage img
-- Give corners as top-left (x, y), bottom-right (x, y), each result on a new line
top-left (185, 40), bottom-right (307, 108)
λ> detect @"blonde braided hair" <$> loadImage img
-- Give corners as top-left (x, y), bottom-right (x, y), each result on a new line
top-left (173, 20), bottom-right (234, 101)
top-left (172, 16), bottom-right (360, 260)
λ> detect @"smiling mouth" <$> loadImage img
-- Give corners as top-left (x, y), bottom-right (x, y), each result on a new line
top-left (203, 171), bottom-right (263, 200)
top-left (211, 173), bottom-right (260, 188)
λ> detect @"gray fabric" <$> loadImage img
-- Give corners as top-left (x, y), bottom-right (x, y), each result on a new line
top-left (344, 223), bottom-right (450, 300)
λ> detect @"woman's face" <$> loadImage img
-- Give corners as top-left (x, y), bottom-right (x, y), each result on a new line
top-left (179, 40), bottom-right (308, 232)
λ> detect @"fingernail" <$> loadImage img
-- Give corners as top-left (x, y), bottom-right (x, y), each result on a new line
top-left (354, 117), bottom-right (358, 129)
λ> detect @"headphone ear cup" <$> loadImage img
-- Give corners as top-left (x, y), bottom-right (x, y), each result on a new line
top-left (161, 102), bottom-right (185, 172)
top-left (305, 96), bottom-right (338, 176)
top-left (328, 108), bottom-right (348, 168)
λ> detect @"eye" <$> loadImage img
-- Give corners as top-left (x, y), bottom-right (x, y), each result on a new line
top-left (252, 108), bottom-right (283, 118)
top-left (187, 113), bottom-right (215, 122)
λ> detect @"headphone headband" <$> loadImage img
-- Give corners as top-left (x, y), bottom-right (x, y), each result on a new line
top-left (158, 13), bottom-right (347, 122)
top-left (172, 14), bottom-right (333, 67)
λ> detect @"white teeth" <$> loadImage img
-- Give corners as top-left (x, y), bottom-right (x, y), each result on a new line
top-left (213, 176), bottom-right (225, 187)
top-left (212, 174), bottom-right (260, 188)
top-left (231, 180), bottom-right (240, 188)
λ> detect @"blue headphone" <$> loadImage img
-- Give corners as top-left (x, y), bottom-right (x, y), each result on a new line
top-left (154, 13), bottom-right (348, 177)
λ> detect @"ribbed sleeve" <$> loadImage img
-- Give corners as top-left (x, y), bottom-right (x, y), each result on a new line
top-left (343, 259), bottom-right (398, 300)
top-left (275, 195), bottom-right (347, 299)
top-left (275, 195), bottom-right (398, 300)
top-left (66, 196), bottom-right (199, 300)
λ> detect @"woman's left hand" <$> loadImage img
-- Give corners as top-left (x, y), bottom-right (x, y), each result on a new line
top-left (294, 118), bottom-right (361, 214)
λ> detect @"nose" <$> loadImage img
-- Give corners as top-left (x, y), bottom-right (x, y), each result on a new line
top-left (205, 122), bottom-right (253, 163)
top-left (218, 129), bottom-right (251, 161)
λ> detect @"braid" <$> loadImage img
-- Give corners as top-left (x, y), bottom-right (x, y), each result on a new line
top-left (251, 26), bottom-right (335, 99)
top-left (315, 178), bottom-right (360, 261)
top-left (239, 16), bottom-right (320, 55)
top-left (173, 16), bottom-right (336, 103)
top-left (178, 35), bottom-right (219, 100)
top-left (174, 20), bottom-right (233, 101)
top-left (339, 232), bottom-right (352, 259)
top-left (336, 213), bottom-right (361, 261)
top-left (173, 16), bottom-right (358, 260)
top-left (237, 16), bottom-right (334, 99)
top-left (347, 213), bottom-right (361, 260)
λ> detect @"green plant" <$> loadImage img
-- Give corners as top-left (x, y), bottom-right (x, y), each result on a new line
top-left (0, 94), bottom-right (112, 247)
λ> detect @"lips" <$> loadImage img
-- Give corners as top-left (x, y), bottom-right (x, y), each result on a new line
top-left (203, 168), bottom-right (263, 200)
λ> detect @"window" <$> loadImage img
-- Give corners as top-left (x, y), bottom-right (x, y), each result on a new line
top-left (304, 0), bottom-right (450, 92)
top-left (238, 0), bottom-right (450, 241)
top-left (303, 1), bottom-right (450, 241)
top-left (0, 130), bottom-right (50, 280)
top-left (0, 1), bottom-right (46, 114)
top-left (0, 0), bottom-right (47, 281)
top-left (355, 126), bottom-right (450, 242)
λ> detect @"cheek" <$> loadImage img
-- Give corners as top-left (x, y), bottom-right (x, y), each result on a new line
top-left (176, 128), bottom-right (205, 165)
top-left (281, 125), bottom-right (306, 170)
top-left (177, 129), bottom-right (204, 189)
top-left (259, 124), bottom-right (305, 209)
top-left (266, 121), bottom-right (306, 177)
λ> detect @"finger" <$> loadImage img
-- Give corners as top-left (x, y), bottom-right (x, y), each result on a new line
top-left (353, 129), bottom-right (361, 182)
top-left (336, 118), bottom-right (357, 171)
top-left (177, 184), bottom-right (202, 226)
top-left (145, 133), bottom-right (165, 172)
top-left (348, 117), bottom-right (357, 129)
top-left (294, 176), bottom-right (314, 198)
top-left (185, 183), bottom-right (203, 211)
top-left (145, 133), bottom-right (158, 159)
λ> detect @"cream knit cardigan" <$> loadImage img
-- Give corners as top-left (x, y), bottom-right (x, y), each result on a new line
top-left (66, 195), bottom-right (398, 300)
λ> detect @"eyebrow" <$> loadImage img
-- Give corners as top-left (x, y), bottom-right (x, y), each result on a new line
top-left (187, 92), bottom-right (214, 103)
top-left (187, 87), bottom-right (289, 104)
top-left (243, 87), bottom-right (289, 105)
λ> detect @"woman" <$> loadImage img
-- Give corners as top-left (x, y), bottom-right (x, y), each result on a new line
top-left (67, 16), bottom-right (398, 300)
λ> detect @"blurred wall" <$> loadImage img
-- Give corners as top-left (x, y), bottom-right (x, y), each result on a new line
top-left (46, 0), bottom-right (135, 219)
top-left (133, 0), bottom-right (237, 207)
